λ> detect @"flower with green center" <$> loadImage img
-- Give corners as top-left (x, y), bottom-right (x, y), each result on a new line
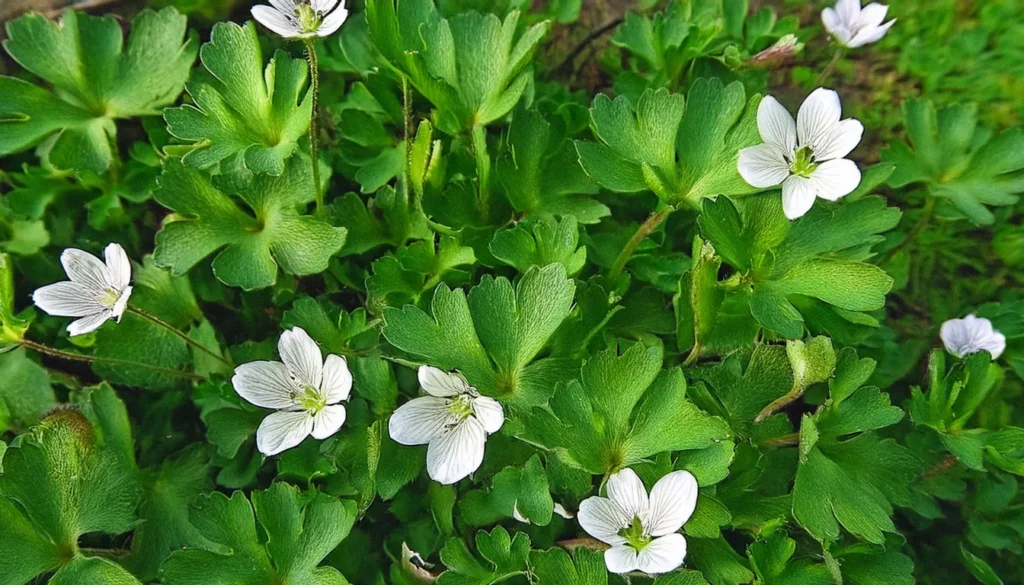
top-left (738, 88), bottom-right (864, 219)
top-left (232, 327), bottom-right (352, 456)
top-left (251, 0), bottom-right (349, 39)
top-left (823, 0), bottom-right (896, 49)
top-left (389, 366), bottom-right (505, 485)
top-left (32, 243), bottom-right (133, 336)
top-left (577, 468), bottom-right (698, 574)
top-left (940, 315), bottom-right (1006, 359)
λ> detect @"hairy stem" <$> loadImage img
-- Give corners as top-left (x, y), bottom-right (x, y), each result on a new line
top-left (20, 339), bottom-right (205, 381)
top-left (127, 305), bottom-right (231, 367)
top-left (881, 194), bottom-right (936, 265)
top-left (755, 383), bottom-right (806, 423)
top-left (816, 46), bottom-right (846, 86)
top-left (304, 38), bottom-right (323, 216)
top-left (609, 207), bottom-right (673, 280)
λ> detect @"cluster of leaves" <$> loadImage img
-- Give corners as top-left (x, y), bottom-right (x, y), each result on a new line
top-left (1, 1), bottom-right (1023, 585)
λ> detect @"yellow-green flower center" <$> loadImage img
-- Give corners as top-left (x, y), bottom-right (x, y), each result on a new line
top-left (296, 385), bottom-right (326, 412)
top-left (790, 145), bottom-right (819, 177)
top-left (618, 515), bottom-right (651, 551)
top-left (100, 288), bottom-right (121, 309)
top-left (295, 3), bottom-right (323, 33)
top-left (446, 395), bottom-right (474, 420)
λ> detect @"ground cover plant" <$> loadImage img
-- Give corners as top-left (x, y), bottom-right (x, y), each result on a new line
top-left (0, 0), bottom-right (1022, 583)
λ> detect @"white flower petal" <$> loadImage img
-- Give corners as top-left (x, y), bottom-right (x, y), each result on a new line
top-left (797, 88), bottom-right (842, 151)
top-left (111, 286), bottom-right (132, 320)
top-left (848, 19), bottom-right (894, 48)
top-left (981, 332), bottom-right (1007, 360)
top-left (471, 396), bottom-right (504, 434)
top-left (320, 354), bottom-right (352, 404)
top-left (257, 410), bottom-right (314, 456)
top-left (812, 118), bottom-right (863, 161)
top-left (67, 311), bottom-right (113, 336)
top-left (418, 365), bottom-right (471, 397)
top-left (809, 159), bottom-right (861, 201)
top-left (781, 175), bottom-right (818, 219)
top-left (738, 143), bottom-right (791, 188)
top-left (269, 0), bottom-right (296, 13)
top-left (389, 396), bottom-right (451, 445)
top-left (607, 468), bottom-right (649, 521)
top-left (821, 7), bottom-right (841, 34)
top-left (646, 471), bottom-right (699, 537)
top-left (426, 416), bottom-right (486, 485)
top-left (757, 96), bottom-right (797, 151)
top-left (604, 545), bottom-right (639, 574)
top-left (311, 0), bottom-right (339, 13)
top-left (577, 496), bottom-right (629, 545)
top-left (33, 281), bottom-right (102, 317)
top-left (103, 243), bottom-right (131, 292)
top-left (554, 502), bottom-right (574, 519)
top-left (836, 0), bottom-right (862, 24)
top-left (317, 6), bottom-right (348, 37)
top-left (252, 5), bottom-right (302, 38)
top-left (232, 361), bottom-right (300, 409)
top-left (279, 327), bottom-right (323, 389)
top-left (636, 534), bottom-right (687, 575)
top-left (61, 248), bottom-right (111, 293)
top-left (311, 404), bottom-right (347, 439)
top-left (857, 3), bottom-right (889, 29)
top-left (941, 316), bottom-right (1006, 359)
top-left (512, 501), bottom-right (529, 524)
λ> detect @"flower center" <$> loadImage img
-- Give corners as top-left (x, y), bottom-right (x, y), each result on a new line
top-left (99, 288), bottom-right (121, 309)
top-left (295, 385), bottom-right (326, 412)
top-left (295, 3), bottom-right (323, 33)
top-left (789, 145), bottom-right (819, 177)
top-left (446, 395), bottom-right (475, 421)
top-left (618, 515), bottom-right (652, 552)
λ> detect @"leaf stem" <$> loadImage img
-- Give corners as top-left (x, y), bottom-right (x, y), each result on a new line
top-left (754, 383), bottom-right (805, 423)
top-left (609, 207), bottom-right (673, 280)
top-left (127, 305), bottom-right (231, 367)
top-left (19, 339), bottom-right (205, 381)
top-left (304, 38), bottom-right (323, 217)
top-left (815, 46), bottom-right (846, 86)
top-left (880, 194), bottom-right (936, 265)
top-left (402, 75), bottom-right (413, 202)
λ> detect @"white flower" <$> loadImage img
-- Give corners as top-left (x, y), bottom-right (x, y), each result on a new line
top-left (940, 315), bottom-right (1006, 359)
top-left (389, 366), bottom-right (504, 485)
top-left (32, 243), bottom-right (133, 336)
top-left (251, 0), bottom-right (348, 39)
top-left (578, 468), bottom-right (698, 575)
top-left (232, 327), bottom-right (352, 456)
top-left (738, 88), bottom-right (864, 219)
top-left (822, 0), bottom-right (896, 49)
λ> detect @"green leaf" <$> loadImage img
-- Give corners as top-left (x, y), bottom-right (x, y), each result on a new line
top-left (163, 21), bottom-right (312, 175)
top-left (383, 264), bottom-right (576, 409)
top-left (160, 483), bottom-right (356, 585)
top-left (333, 185), bottom-right (431, 257)
top-left (0, 253), bottom-right (29, 347)
top-left (747, 532), bottom-right (831, 585)
top-left (461, 455), bottom-right (554, 526)
top-left (437, 526), bottom-right (530, 585)
top-left (0, 8), bottom-right (196, 172)
top-left (490, 216), bottom-right (587, 276)
top-left (366, 235), bottom-right (476, 313)
top-left (576, 80), bottom-right (760, 206)
top-left (882, 99), bottom-right (1024, 224)
top-left (50, 556), bottom-right (143, 585)
top-left (496, 109), bottom-right (605, 222)
top-left (0, 348), bottom-right (55, 431)
top-left (153, 156), bottom-right (346, 290)
top-left (529, 547), bottom-right (607, 585)
top-left (521, 344), bottom-right (730, 474)
top-left (366, 1), bottom-right (548, 132)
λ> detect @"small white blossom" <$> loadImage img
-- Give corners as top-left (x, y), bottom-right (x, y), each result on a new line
top-left (389, 366), bottom-right (504, 485)
top-left (32, 243), bottom-right (133, 336)
top-left (822, 0), bottom-right (896, 49)
top-left (578, 468), bottom-right (698, 575)
top-left (232, 327), bottom-right (352, 456)
top-left (940, 315), bottom-right (1006, 359)
top-left (252, 0), bottom-right (348, 39)
top-left (738, 88), bottom-right (863, 219)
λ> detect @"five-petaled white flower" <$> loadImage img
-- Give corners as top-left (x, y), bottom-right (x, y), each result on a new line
top-left (32, 243), bottom-right (133, 336)
top-left (251, 0), bottom-right (349, 39)
top-left (822, 0), bottom-right (896, 49)
top-left (940, 315), bottom-right (1006, 360)
top-left (578, 468), bottom-right (698, 575)
top-left (738, 88), bottom-right (864, 219)
top-left (389, 366), bottom-right (504, 485)
top-left (232, 327), bottom-right (352, 456)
